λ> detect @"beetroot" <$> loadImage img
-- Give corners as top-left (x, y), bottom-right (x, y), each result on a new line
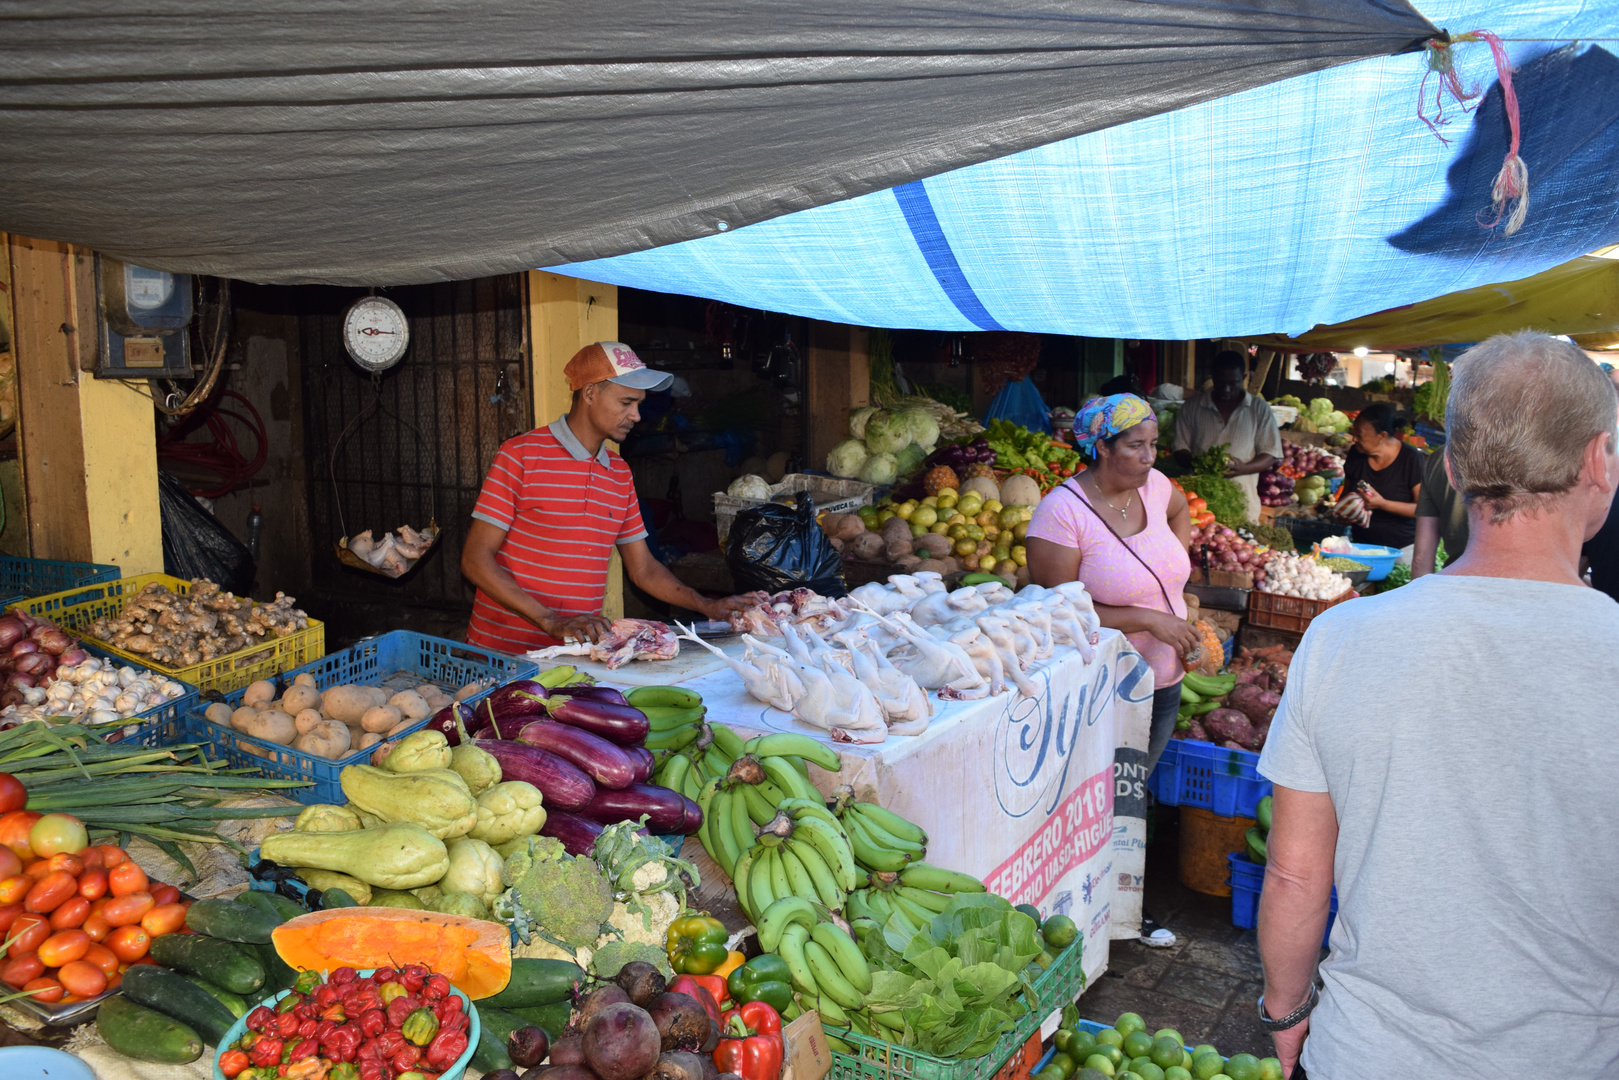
top-left (647, 991), bottom-right (712, 1052)
top-left (571, 984), bottom-right (630, 1033)
top-left (648, 1051), bottom-right (720, 1080)
top-left (525, 1067), bottom-right (594, 1080)
top-left (548, 1034), bottom-right (586, 1066)
top-left (1203, 708), bottom-right (1262, 751)
top-left (582, 1002), bottom-right (661, 1080)
top-left (509, 1025), bottom-right (550, 1067)
top-left (613, 960), bottom-right (666, 1006)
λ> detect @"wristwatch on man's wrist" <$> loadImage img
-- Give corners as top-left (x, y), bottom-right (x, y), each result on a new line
top-left (1256, 982), bottom-right (1319, 1031)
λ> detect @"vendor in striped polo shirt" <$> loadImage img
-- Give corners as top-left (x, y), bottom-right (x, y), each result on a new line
top-left (462, 341), bottom-right (760, 651)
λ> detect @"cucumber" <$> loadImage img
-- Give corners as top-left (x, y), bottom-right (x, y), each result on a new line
top-left (472, 1006), bottom-right (525, 1072)
top-left (120, 965), bottom-right (236, 1046)
top-left (255, 939), bottom-right (299, 995)
top-left (149, 933), bottom-right (266, 997)
top-left (236, 888), bottom-right (306, 921)
top-left (97, 995), bottom-right (204, 1064)
top-left (185, 897), bottom-right (281, 944)
top-left (181, 974), bottom-right (249, 1019)
top-left (478, 958), bottom-right (584, 1009)
top-left (511, 999), bottom-right (572, 1040)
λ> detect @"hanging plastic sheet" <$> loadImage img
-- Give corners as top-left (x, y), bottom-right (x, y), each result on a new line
top-left (983, 379), bottom-right (1053, 435)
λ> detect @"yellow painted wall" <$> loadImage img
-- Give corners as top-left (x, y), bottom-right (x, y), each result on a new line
top-left (79, 375), bottom-right (163, 570)
top-left (525, 272), bottom-right (624, 618)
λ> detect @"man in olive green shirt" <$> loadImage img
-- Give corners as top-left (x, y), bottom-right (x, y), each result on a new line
top-left (1413, 448), bottom-right (1467, 576)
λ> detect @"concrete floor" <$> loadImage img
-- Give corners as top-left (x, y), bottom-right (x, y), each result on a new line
top-left (1075, 806), bottom-right (1279, 1059)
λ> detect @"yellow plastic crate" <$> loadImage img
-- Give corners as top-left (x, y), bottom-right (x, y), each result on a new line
top-left (9, 572), bottom-right (325, 694)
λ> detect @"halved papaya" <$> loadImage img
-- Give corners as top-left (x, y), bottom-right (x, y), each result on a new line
top-left (271, 907), bottom-right (511, 999)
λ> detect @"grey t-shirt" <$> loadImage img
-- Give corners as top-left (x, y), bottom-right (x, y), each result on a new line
top-left (1259, 574), bottom-right (1619, 1079)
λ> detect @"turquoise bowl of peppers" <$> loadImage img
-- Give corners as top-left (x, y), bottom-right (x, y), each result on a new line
top-left (212, 967), bottom-right (479, 1080)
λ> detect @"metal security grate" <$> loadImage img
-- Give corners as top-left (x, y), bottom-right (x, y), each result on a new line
top-left (300, 276), bottom-right (530, 638)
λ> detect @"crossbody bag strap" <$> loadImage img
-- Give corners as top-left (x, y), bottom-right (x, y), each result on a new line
top-left (1055, 479), bottom-right (1178, 614)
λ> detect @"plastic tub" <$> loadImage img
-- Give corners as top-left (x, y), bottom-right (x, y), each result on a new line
top-left (212, 969), bottom-right (479, 1080)
top-left (1148, 738), bottom-right (1273, 818)
top-left (1336, 543), bottom-right (1400, 582)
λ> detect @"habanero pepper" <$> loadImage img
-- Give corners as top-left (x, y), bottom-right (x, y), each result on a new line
top-left (715, 1000), bottom-right (784, 1080)
top-left (424, 1028), bottom-right (469, 1071)
top-left (726, 954), bottom-right (794, 1014)
top-left (247, 1035), bottom-right (284, 1069)
top-left (665, 914), bottom-right (729, 975)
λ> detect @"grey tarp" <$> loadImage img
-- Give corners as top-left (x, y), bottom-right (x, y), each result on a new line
top-left (0, 1), bottom-right (1436, 286)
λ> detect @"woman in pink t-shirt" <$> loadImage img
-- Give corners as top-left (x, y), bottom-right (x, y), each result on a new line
top-left (1026, 394), bottom-right (1194, 773)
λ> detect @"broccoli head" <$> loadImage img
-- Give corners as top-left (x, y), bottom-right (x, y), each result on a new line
top-left (500, 835), bottom-right (567, 887)
top-left (591, 940), bottom-right (673, 980)
top-left (500, 836), bottom-right (614, 949)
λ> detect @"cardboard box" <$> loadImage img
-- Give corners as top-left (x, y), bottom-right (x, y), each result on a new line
top-left (782, 1010), bottom-right (833, 1080)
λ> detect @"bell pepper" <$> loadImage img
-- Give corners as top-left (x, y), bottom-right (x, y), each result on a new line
top-left (667, 974), bottom-right (726, 1021)
top-left (715, 1000), bottom-right (784, 1080)
top-left (726, 954), bottom-right (794, 1015)
top-left (713, 949), bottom-right (747, 981)
top-left (666, 914), bottom-right (729, 975)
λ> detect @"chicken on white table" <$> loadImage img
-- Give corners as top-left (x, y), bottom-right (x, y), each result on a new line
top-left (674, 623), bottom-right (804, 711)
top-left (853, 606), bottom-right (989, 700)
top-left (742, 634), bottom-right (888, 743)
top-left (833, 628), bottom-right (933, 733)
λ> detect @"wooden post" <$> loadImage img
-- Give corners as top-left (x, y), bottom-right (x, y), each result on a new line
top-left (8, 236), bottom-right (162, 572)
top-left (805, 322), bottom-right (870, 467)
top-left (1249, 349), bottom-right (1277, 395)
top-left (525, 272), bottom-right (626, 618)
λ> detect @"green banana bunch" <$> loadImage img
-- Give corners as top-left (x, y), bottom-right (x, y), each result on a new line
top-left (771, 917), bottom-right (870, 1013)
top-left (1181, 671), bottom-right (1236, 698)
top-left (835, 799), bottom-right (928, 873)
top-left (626, 685), bottom-right (711, 753)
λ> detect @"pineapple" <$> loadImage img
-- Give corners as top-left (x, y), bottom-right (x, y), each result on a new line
top-left (964, 462), bottom-right (997, 481)
top-left (922, 465), bottom-right (961, 496)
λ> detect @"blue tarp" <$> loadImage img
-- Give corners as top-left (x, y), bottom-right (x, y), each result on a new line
top-left (554, 2), bottom-right (1619, 341)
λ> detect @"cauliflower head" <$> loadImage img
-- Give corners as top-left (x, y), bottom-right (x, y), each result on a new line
top-left (601, 891), bottom-right (680, 947)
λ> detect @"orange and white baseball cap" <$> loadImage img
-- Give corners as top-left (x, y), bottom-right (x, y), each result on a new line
top-left (564, 341), bottom-right (672, 392)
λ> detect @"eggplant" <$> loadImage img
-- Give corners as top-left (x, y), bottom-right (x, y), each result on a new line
top-left (424, 701), bottom-right (476, 747)
top-left (517, 720), bottom-right (640, 790)
top-left (472, 680), bottom-right (551, 731)
top-left (473, 739), bottom-right (597, 810)
top-left (482, 714), bottom-right (539, 740)
top-left (544, 695), bottom-right (649, 746)
top-left (540, 810), bottom-right (605, 856)
top-left (679, 795), bottom-right (704, 835)
top-left (555, 685), bottom-right (628, 706)
top-left (624, 746), bottom-right (655, 784)
top-left (576, 783), bottom-right (695, 834)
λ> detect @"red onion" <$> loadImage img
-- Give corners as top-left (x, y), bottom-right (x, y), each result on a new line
top-left (0, 690), bottom-right (23, 709)
top-left (56, 648), bottom-right (88, 667)
top-left (6, 672), bottom-right (35, 690)
top-left (15, 612), bottom-right (38, 631)
top-left (35, 629), bottom-right (72, 656)
top-left (16, 653), bottom-right (52, 677)
top-left (9, 639), bottom-right (37, 659)
top-left (0, 617), bottom-right (26, 651)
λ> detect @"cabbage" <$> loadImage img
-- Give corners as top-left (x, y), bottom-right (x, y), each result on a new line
top-left (858, 451), bottom-right (899, 485)
top-left (894, 406), bottom-right (940, 451)
top-left (893, 442), bottom-right (927, 479)
top-left (848, 406), bottom-right (881, 441)
top-left (826, 439), bottom-right (870, 479)
top-left (1307, 398), bottom-right (1335, 423)
top-left (1327, 410), bottom-right (1351, 433)
top-left (863, 411), bottom-right (911, 455)
top-left (726, 474), bottom-right (773, 500)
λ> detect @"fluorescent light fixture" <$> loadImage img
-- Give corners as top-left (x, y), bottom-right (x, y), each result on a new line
top-left (1352, 346), bottom-right (1369, 357)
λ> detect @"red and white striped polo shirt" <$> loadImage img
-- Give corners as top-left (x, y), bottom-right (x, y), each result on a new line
top-left (466, 416), bottom-right (646, 653)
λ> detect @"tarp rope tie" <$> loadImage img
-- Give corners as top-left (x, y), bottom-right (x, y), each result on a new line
top-left (1422, 30), bottom-right (1527, 236)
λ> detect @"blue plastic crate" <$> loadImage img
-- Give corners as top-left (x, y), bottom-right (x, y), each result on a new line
top-left (1148, 738), bottom-right (1272, 819)
top-left (183, 631), bottom-right (538, 803)
top-left (1228, 852), bottom-right (1336, 948)
top-left (0, 557), bottom-right (120, 608)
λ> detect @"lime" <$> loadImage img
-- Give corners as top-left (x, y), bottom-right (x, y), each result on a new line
top-left (1069, 1029), bottom-right (1097, 1053)
top-left (1181, 1050), bottom-right (1194, 1070)
top-left (1047, 1053), bottom-right (1078, 1079)
top-left (1090, 1044), bottom-right (1125, 1068)
top-left (1122, 1030), bottom-right (1156, 1059)
top-left (1223, 1054), bottom-right (1261, 1080)
top-left (1043, 914), bottom-right (1079, 949)
top-left (1078, 1071), bottom-right (1113, 1080)
top-left (1191, 1051), bottom-right (1225, 1080)
top-left (1095, 1029), bottom-right (1125, 1049)
top-left (1053, 1029), bottom-right (1077, 1054)
top-left (1192, 1046), bottom-right (1219, 1060)
top-left (1082, 1055), bottom-right (1117, 1078)
top-left (1015, 903), bottom-right (1043, 922)
top-left (1150, 1036), bottom-right (1186, 1069)
top-left (1129, 1057), bottom-right (1153, 1073)
top-left (1154, 1030), bottom-right (1184, 1046)
top-left (1133, 1065), bottom-right (1166, 1080)
top-left (1035, 1070), bottom-right (1065, 1080)
top-left (1257, 1059), bottom-right (1283, 1080)
top-left (1164, 1070), bottom-right (1193, 1080)
top-left (1115, 1012), bottom-right (1147, 1037)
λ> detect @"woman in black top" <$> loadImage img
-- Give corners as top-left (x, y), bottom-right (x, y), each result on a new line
top-left (1342, 403), bottom-right (1423, 548)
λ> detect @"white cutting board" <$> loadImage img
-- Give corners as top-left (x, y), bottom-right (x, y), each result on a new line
top-left (528, 638), bottom-right (747, 687)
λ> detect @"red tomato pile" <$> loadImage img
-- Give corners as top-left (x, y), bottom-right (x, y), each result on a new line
top-left (217, 965), bottom-right (471, 1080)
top-left (0, 785), bottom-right (186, 1006)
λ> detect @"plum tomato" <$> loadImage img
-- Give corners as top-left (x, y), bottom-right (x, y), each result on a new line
top-left (6, 912), bottom-right (50, 955)
top-left (140, 903), bottom-right (186, 937)
top-left (77, 868), bottom-right (107, 902)
top-left (81, 942), bottom-right (119, 975)
top-left (107, 861), bottom-right (148, 898)
top-left (49, 896), bottom-right (90, 930)
top-left (80, 912), bottom-right (109, 942)
top-left (37, 928), bottom-right (90, 967)
top-left (148, 883), bottom-right (180, 907)
top-left (0, 811), bottom-right (41, 860)
top-left (106, 924), bottom-right (150, 963)
top-left (29, 815), bottom-right (87, 859)
top-left (24, 870), bottom-right (79, 914)
top-left (0, 951), bottom-right (44, 989)
top-left (56, 959), bottom-right (107, 998)
top-left (20, 975), bottom-right (62, 1003)
top-left (0, 774), bottom-right (25, 816)
top-left (102, 892), bottom-right (155, 928)
top-left (0, 875), bottom-right (29, 904)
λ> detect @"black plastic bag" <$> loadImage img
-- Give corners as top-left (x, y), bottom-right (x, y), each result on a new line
top-left (726, 492), bottom-right (846, 597)
top-left (157, 470), bottom-right (255, 594)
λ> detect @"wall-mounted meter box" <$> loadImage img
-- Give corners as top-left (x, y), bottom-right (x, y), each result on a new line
top-left (94, 256), bottom-right (194, 379)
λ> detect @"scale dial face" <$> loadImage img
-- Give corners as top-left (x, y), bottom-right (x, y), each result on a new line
top-left (124, 265), bottom-right (175, 311)
top-left (343, 296), bottom-right (410, 371)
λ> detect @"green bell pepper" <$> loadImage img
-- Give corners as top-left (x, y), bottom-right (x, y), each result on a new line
top-left (666, 914), bottom-right (730, 975)
top-left (726, 954), bottom-right (794, 1014)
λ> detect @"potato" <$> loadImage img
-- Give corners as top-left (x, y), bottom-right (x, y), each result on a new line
top-left (242, 680), bottom-right (276, 707)
top-left (388, 690), bottom-right (432, 721)
top-left (293, 718), bottom-right (352, 759)
top-left (205, 702), bottom-right (234, 727)
top-left (847, 532), bottom-right (885, 561)
top-left (281, 685), bottom-right (321, 715)
top-left (321, 685), bottom-right (377, 725)
top-left (367, 687), bottom-right (390, 708)
top-left (358, 732), bottom-right (383, 750)
top-left (293, 708), bottom-right (325, 735)
top-left (242, 709), bottom-right (297, 745)
top-left (293, 673), bottom-right (318, 688)
top-left (230, 706), bottom-right (260, 732)
top-left (415, 683), bottom-right (444, 700)
top-left (360, 704), bottom-right (403, 734)
top-left (819, 512), bottom-right (846, 537)
top-left (385, 715), bottom-right (416, 737)
top-left (825, 512), bottom-right (866, 542)
top-left (454, 681), bottom-right (484, 702)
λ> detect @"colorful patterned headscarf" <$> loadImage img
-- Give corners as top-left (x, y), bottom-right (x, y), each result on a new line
top-left (1074, 393), bottom-right (1155, 455)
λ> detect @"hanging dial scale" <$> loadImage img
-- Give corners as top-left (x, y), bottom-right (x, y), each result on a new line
top-left (342, 295), bottom-right (410, 372)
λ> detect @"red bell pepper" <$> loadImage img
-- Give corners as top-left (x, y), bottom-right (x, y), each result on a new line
top-left (667, 974), bottom-right (727, 1021)
top-left (715, 1000), bottom-right (783, 1080)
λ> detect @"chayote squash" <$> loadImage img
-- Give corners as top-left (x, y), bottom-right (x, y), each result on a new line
top-left (340, 764), bottom-right (477, 839)
top-left (448, 742), bottom-right (502, 796)
top-left (468, 781), bottom-right (547, 846)
top-left (294, 804), bottom-right (363, 833)
top-left (369, 888), bottom-right (427, 910)
top-left (429, 890), bottom-right (491, 920)
top-left (382, 729), bottom-right (453, 774)
top-left (261, 823), bottom-right (449, 890)
top-left (442, 837), bottom-right (505, 905)
top-left (294, 868), bottom-right (374, 905)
